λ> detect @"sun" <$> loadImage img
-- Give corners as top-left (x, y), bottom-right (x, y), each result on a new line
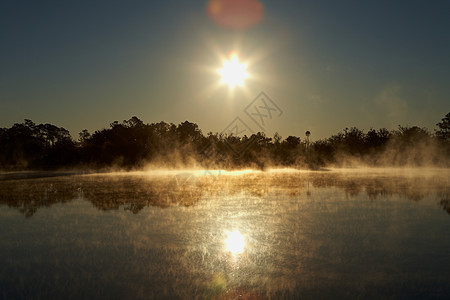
top-left (219, 52), bottom-right (248, 88)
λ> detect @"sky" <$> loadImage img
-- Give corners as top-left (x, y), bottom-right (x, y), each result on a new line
top-left (1, 0), bottom-right (449, 140)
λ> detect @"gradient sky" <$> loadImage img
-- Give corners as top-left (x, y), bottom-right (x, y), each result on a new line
top-left (1, 0), bottom-right (449, 140)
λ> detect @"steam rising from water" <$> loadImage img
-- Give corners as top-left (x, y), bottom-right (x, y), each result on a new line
top-left (0, 167), bottom-right (449, 298)
top-left (1, 167), bottom-right (448, 218)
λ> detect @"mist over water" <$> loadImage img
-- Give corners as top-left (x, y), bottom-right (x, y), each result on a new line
top-left (0, 168), bottom-right (449, 298)
top-left (2, 0), bottom-right (449, 296)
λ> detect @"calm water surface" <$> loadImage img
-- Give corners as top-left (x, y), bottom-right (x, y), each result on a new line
top-left (0, 169), bottom-right (449, 299)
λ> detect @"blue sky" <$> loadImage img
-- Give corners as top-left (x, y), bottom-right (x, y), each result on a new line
top-left (1, 0), bottom-right (449, 140)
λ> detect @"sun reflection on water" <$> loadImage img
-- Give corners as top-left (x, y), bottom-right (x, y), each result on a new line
top-left (225, 230), bottom-right (245, 254)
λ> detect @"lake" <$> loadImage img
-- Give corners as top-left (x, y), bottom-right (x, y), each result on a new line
top-left (1, 168), bottom-right (449, 299)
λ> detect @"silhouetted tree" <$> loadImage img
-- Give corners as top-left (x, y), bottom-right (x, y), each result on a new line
top-left (78, 129), bottom-right (91, 145)
top-left (365, 128), bottom-right (390, 151)
top-left (285, 136), bottom-right (300, 148)
top-left (1, 114), bottom-right (449, 170)
top-left (436, 112), bottom-right (450, 141)
top-left (0, 120), bottom-right (77, 169)
top-left (273, 132), bottom-right (282, 144)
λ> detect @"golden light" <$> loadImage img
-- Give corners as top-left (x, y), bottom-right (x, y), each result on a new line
top-left (219, 52), bottom-right (248, 88)
top-left (225, 230), bottom-right (245, 254)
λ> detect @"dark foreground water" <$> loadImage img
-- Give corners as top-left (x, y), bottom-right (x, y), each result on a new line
top-left (0, 169), bottom-right (449, 299)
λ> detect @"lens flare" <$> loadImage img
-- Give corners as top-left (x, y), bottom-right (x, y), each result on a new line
top-left (206, 0), bottom-right (264, 29)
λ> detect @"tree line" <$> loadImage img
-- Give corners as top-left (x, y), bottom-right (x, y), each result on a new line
top-left (0, 113), bottom-right (449, 170)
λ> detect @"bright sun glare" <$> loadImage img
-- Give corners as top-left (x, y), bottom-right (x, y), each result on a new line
top-left (219, 52), bottom-right (248, 88)
top-left (225, 230), bottom-right (245, 254)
